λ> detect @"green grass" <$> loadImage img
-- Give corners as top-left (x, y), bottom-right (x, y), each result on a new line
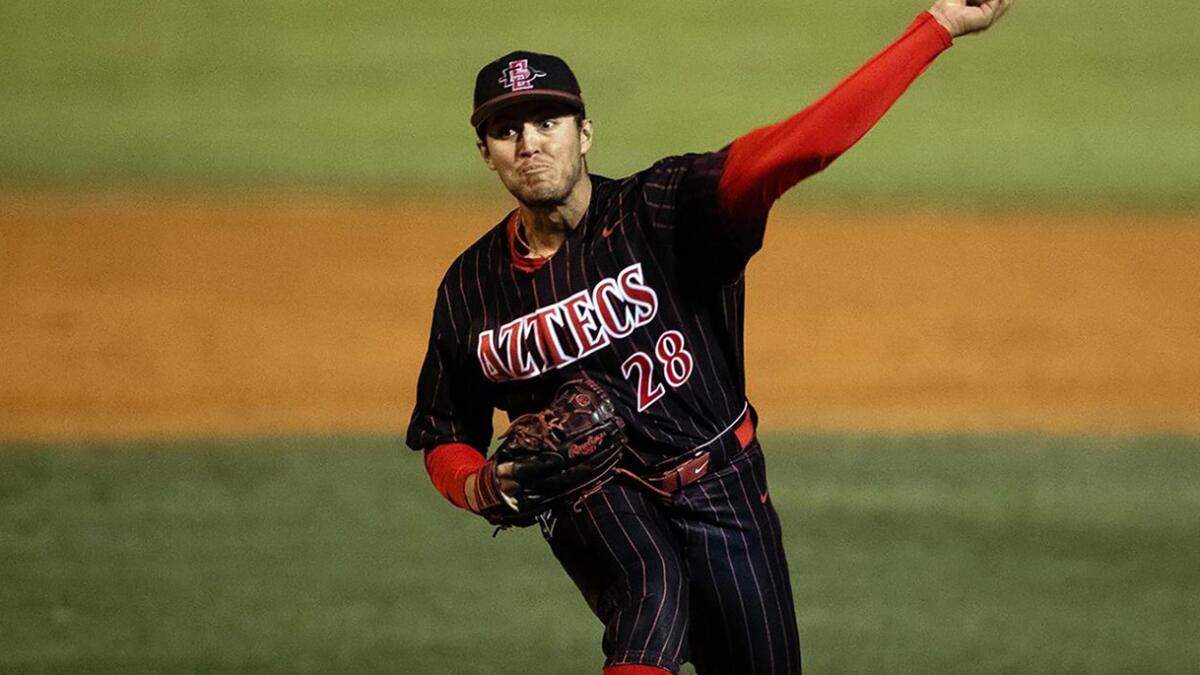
top-left (1, 1), bottom-right (1198, 209)
top-left (2, 434), bottom-right (1197, 674)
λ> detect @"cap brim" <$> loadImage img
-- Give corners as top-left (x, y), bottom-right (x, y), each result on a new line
top-left (470, 90), bottom-right (585, 129)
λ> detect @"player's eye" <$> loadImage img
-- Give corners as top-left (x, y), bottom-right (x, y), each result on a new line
top-left (539, 119), bottom-right (557, 130)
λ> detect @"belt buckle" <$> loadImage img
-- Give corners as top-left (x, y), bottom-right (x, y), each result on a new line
top-left (661, 451), bottom-right (711, 493)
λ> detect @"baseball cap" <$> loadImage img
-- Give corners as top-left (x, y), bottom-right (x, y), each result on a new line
top-left (470, 51), bottom-right (585, 130)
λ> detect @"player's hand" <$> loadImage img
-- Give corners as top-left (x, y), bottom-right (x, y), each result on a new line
top-left (928, 0), bottom-right (1012, 38)
top-left (494, 461), bottom-right (521, 497)
top-left (464, 460), bottom-right (520, 513)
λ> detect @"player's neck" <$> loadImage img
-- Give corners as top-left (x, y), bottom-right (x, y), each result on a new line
top-left (517, 175), bottom-right (592, 258)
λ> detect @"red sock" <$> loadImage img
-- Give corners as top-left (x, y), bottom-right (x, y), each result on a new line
top-left (603, 666), bottom-right (672, 675)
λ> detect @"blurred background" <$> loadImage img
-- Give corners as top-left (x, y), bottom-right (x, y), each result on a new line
top-left (2, 1), bottom-right (1197, 673)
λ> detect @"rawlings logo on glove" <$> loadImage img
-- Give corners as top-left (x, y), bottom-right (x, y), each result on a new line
top-left (569, 433), bottom-right (605, 459)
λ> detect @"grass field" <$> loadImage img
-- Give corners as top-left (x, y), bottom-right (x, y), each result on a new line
top-left (3, 434), bottom-right (1197, 674)
top-left (2, 1), bottom-right (1199, 208)
top-left (3, 1), bottom-right (1197, 672)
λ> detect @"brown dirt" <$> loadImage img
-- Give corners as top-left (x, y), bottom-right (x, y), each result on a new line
top-left (3, 193), bottom-right (1198, 441)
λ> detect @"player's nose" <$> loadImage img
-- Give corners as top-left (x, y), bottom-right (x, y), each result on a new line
top-left (516, 123), bottom-right (543, 156)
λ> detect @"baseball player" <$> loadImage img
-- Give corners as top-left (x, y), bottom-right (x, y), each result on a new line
top-left (407, 1), bottom-right (1012, 673)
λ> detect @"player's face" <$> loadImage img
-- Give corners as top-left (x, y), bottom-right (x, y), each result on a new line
top-left (478, 102), bottom-right (593, 208)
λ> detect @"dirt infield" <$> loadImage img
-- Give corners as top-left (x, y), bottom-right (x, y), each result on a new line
top-left (3, 193), bottom-right (1198, 441)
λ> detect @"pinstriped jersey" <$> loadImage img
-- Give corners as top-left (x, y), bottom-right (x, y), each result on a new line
top-left (406, 149), bottom-right (766, 469)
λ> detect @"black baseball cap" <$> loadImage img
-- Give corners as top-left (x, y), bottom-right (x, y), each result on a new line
top-left (470, 51), bottom-right (585, 130)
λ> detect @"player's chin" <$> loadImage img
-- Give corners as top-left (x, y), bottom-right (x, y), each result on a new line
top-left (517, 179), bottom-right (570, 207)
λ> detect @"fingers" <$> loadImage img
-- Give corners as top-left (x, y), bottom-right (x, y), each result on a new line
top-left (948, 0), bottom-right (1011, 36)
top-left (975, 0), bottom-right (1012, 21)
top-left (495, 462), bottom-right (521, 496)
top-left (990, 0), bottom-right (1013, 23)
top-left (975, 0), bottom-right (1011, 31)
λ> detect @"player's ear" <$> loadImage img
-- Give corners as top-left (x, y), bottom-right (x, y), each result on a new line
top-left (477, 138), bottom-right (497, 171)
top-left (578, 118), bottom-right (593, 156)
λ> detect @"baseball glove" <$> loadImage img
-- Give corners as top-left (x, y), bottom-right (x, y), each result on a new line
top-left (473, 378), bottom-right (627, 527)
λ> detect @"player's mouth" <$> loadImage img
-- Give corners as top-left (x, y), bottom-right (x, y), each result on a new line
top-left (519, 163), bottom-right (554, 176)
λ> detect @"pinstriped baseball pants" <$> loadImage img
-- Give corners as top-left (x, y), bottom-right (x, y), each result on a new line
top-left (539, 442), bottom-right (802, 674)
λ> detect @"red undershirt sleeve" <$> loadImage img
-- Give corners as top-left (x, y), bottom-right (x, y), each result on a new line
top-left (424, 442), bottom-right (487, 510)
top-left (718, 11), bottom-right (953, 220)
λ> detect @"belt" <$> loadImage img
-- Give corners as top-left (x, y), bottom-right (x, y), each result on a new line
top-left (616, 403), bottom-right (757, 498)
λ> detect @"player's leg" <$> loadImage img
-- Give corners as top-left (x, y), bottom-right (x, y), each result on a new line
top-left (675, 442), bottom-right (802, 674)
top-left (540, 479), bottom-right (691, 674)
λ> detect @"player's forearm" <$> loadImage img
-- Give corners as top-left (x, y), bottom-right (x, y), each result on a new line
top-left (718, 11), bottom-right (953, 219)
top-left (424, 443), bottom-right (487, 509)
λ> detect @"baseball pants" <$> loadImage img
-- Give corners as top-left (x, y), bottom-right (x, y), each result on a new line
top-left (539, 441), bottom-right (802, 674)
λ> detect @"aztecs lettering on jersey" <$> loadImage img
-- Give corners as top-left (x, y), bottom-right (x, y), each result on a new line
top-left (476, 263), bottom-right (658, 382)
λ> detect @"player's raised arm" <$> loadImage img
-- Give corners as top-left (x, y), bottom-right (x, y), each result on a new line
top-left (717, 1), bottom-right (1012, 220)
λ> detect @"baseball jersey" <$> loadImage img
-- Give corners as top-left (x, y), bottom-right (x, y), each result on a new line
top-left (408, 150), bottom-right (764, 469)
top-left (408, 11), bottom-right (953, 473)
